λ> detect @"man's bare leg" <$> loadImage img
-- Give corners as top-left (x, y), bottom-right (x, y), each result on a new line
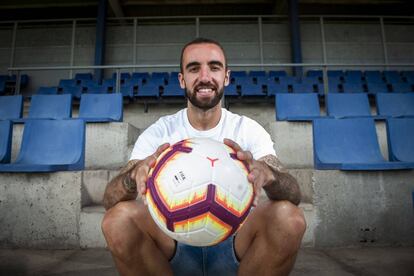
top-left (101, 200), bottom-right (175, 276)
top-left (235, 200), bottom-right (306, 276)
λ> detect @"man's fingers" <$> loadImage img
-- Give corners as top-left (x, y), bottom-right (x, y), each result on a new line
top-left (223, 138), bottom-right (242, 152)
top-left (155, 143), bottom-right (170, 158)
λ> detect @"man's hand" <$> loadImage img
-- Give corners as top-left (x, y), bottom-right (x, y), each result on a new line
top-left (129, 143), bottom-right (170, 203)
top-left (224, 138), bottom-right (275, 206)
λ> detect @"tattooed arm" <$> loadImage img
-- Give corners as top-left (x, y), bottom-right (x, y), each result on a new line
top-left (224, 139), bottom-right (301, 206)
top-left (103, 159), bottom-right (140, 210)
top-left (103, 143), bottom-right (170, 211)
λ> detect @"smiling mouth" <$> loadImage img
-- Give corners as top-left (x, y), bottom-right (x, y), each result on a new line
top-left (195, 86), bottom-right (216, 97)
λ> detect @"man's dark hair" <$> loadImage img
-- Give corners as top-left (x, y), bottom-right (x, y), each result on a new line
top-left (180, 37), bottom-right (227, 73)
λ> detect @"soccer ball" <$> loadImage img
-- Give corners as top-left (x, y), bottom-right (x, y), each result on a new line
top-left (146, 137), bottom-right (254, 247)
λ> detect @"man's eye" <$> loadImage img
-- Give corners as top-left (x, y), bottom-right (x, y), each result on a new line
top-left (211, 66), bottom-right (220, 71)
top-left (189, 67), bottom-right (198, 73)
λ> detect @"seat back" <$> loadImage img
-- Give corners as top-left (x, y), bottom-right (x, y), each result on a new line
top-left (0, 95), bottom-right (23, 120)
top-left (386, 118), bottom-right (414, 162)
top-left (0, 120), bottom-right (12, 163)
top-left (313, 118), bottom-right (385, 168)
top-left (376, 93), bottom-right (414, 117)
top-left (326, 93), bottom-right (371, 118)
top-left (79, 93), bottom-right (123, 122)
top-left (28, 94), bottom-right (72, 119)
top-left (275, 93), bottom-right (320, 121)
top-left (14, 119), bottom-right (85, 169)
top-left (36, 86), bottom-right (58, 95)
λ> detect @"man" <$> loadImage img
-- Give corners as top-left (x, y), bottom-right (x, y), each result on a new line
top-left (102, 37), bottom-right (306, 276)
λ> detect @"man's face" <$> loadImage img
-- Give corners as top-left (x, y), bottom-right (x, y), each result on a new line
top-left (179, 43), bottom-right (230, 111)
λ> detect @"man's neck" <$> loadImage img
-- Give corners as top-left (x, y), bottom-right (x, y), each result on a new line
top-left (186, 103), bottom-right (222, 131)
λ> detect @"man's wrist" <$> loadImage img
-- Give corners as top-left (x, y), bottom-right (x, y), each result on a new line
top-left (122, 173), bottom-right (137, 193)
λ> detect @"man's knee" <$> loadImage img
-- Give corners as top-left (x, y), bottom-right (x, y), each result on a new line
top-left (265, 201), bottom-right (306, 239)
top-left (101, 201), bottom-right (146, 256)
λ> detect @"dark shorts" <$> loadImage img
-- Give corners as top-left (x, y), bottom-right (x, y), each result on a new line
top-left (169, 236), bottom-right (240, 276)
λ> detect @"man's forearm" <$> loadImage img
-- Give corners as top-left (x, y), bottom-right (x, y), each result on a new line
top-left (260, 155), bottom-right (301, 205)
top-left (103, 160), bottom-right (139, 210)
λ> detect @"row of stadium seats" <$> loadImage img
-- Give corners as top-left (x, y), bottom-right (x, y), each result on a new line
top-left (33, 70), bottom-right (413, 99)
top-left (276, 93), bottom-right (414, 121)
top-left (0, 119), bottom-right (85, 172)
top-left (0, 74), bottom-right (30, 95)
top-left (313, 117), bottom-right (414, 170)
top-left (0, 94), bottom-right (123, 123)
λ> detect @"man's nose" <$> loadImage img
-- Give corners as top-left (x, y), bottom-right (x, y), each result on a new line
top-left (199, 66), bottom-right (211, 82)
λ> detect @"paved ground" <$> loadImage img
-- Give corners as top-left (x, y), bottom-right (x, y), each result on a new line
top-left (0, 246), bottom-right (413, 276)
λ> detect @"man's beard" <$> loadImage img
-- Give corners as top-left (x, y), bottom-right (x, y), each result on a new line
top-left (185, 83), bottom-right (224, 111)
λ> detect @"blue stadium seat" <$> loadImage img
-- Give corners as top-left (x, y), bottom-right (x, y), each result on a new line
top-left (60, 86), bottom-right (82, 99)
top-left (86, 85), bottom-right (109, 94)
top-left (401, 71), bottom-right (414, 82)
top-left (267, 82), bottom-right (288, 95)
top-left (0, 120), bottom-right (12, 163)
top-left (268, 71), bottom-right (287, 78)
top-left (152, 72), bottom-right (169, 80)
top-left (224, 83), bottom-right (239, 97)
top-left (169, 72), bottom-right (179, 81)
top-left (131, 72), bottom-right (150, 80)
top-left (58, 79), bottom-right (77, 88)
top-left (0, 119), bottom-right (85, 172)
top-left (386, 118), bottom-right (414, 163)
top-left (366, 82), bottom-right (389, 94)
top-left (291, 83), bottom-right (314, 93)
top-left (26, 94), bottom-right (72, 120)
top-left (138, 83), bottom-right (160, 97)
top-left (78, 93), bottom-right (123, 122)
top-left (163, 79), bottom-right (184, 97)
top-left (248, 70), bottom-right (266, 77)
top-left (345, 70), bottom-right (363, 83)
top-left (275, 93), bottom-right (320, 121)
top-left (278, 76), bottom-right (301, 85)
top-left (102, 79), bottom-right (116, 92)
top-left (342, 82), bottom-right (365, 93)
top-left (37, 86), bottom-right (58, 95)
top-left (391, 83), bottom-right (413, 93)
top-left (313, 118), bottom-right (414, 170)
top-left (383, 71), bottom-right (402, 84)
top-left (0, 95), bottom-right (23, 120)
top-left (112, 72), bottom-right (131, 85)
top-left (230, 71), bottom-right (247, 77)
top-left (326, 94), bottom-right (371, 118)
top-left (120, 85), bottom-right (134, 99)
top-left (240, 82), bottom-right (265, 96)
top-left (376, 93), bottom-right (414, 118)
top-left (327, 70), bottom-right (344, 78)
top-left (0, 80), bottom-right (6, 95)
top-left (306, 70), bottom-right (323, 80)
top-left (364, 71), bottom-right (384, 84)
top-left (327, 77), bottom-right (341, 93)
top-left (301, 76), bottom-right (320, 85)
top-left (254, 76), bottom-right (269, 86)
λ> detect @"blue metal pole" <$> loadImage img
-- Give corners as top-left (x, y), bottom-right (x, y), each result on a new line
top-left (288, 0), bottom-right (303, 77)
top-left (94, 0), bottom-right (107, 83)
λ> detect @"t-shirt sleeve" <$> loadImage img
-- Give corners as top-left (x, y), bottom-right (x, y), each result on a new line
top-left (129, 121), bottom-right (164, 161)
top-left (240, 117), bottom-right (276, 160)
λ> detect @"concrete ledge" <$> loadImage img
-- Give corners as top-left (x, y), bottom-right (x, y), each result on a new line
top-left (80, 206), bottom-right (106, 249)
top-left (0, 172), bottom-right (81, 249)
top-left (313, 170), bottom-right (414, 247)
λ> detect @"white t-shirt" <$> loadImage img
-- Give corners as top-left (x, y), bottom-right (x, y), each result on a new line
top-left (130, 108), bottom-right (276, 161)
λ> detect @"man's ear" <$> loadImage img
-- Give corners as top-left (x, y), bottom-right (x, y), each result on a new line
top-left (178, 73), bottom-right (186, 89)
top-left (224, 69), bottom-right (230, 86)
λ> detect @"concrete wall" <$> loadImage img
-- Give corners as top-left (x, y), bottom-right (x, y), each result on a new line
top-left (0, 172), bottom-right (81, 248)
top-left (0, 18), bottom-right (413, 91)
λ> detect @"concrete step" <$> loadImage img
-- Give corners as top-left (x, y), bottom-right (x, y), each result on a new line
top-left (79, 203), bottom-right (317, 248)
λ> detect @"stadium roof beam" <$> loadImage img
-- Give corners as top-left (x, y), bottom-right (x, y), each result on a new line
top-left (108, 0), bottom-right (124, 17)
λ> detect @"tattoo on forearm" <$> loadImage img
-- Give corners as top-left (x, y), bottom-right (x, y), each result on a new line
top-left (103, 160), bottom-right (140, 210)
top-left (258, 155), bottom-right (301, 205)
